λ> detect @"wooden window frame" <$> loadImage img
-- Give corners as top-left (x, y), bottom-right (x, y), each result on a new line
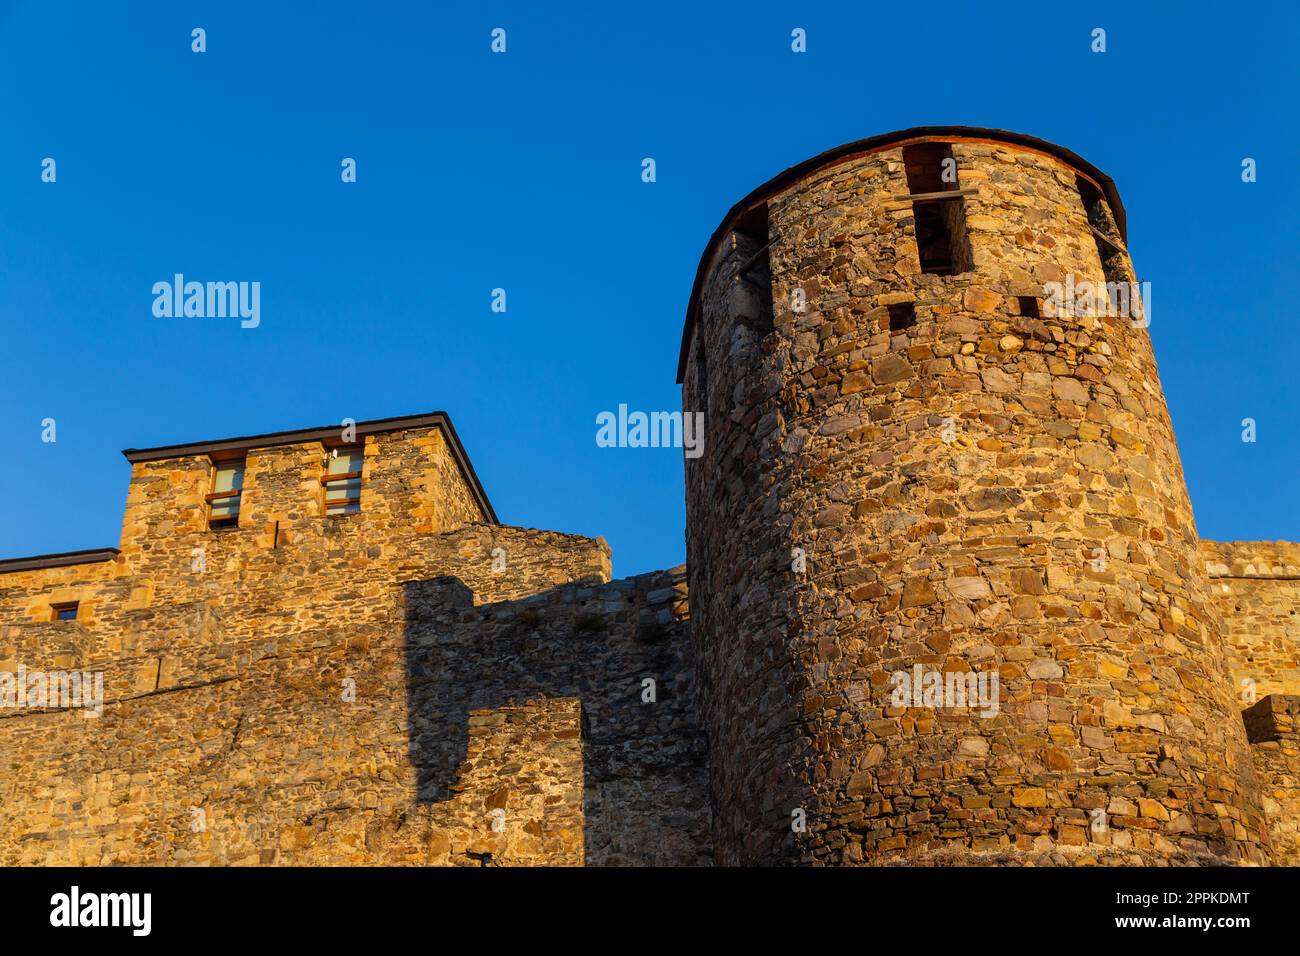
top-left (51, 601), bottom-right (79, 622)
top-left (321, 445), bottom-right (364, 516)
top-left (207, 455), bottom-right (245, 530)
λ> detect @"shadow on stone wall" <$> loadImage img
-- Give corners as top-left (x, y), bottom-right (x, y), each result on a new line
top-left (400, 572), bottom-right (711, 866)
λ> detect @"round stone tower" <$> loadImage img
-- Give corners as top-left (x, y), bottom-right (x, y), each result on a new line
top-left (679, 126), bottom-right (1269, 865)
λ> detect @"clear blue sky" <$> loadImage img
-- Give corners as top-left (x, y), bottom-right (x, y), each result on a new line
top-left (2, 0), bottom-right (1296, 577)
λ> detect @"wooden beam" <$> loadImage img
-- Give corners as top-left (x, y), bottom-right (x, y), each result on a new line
top-left (733, 232), bottom-right (782, 280)
top-left (889, 188), bottom-right (978, 204)
top-left (1090, 225), bottom-right (1129, 256)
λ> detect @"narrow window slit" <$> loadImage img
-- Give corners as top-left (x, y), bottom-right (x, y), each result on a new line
top-left (1077, 176), bottom-right (1126, 286)
top-left (693, 330), bottom-right (708, 417)
top-left (903, 143), bottom-right (971, 275)
top-left (731, 204), bottom-right (774, 337)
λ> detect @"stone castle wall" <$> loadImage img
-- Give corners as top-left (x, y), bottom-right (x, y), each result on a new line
top-left (684, 136), bottom-right (1271, 865)
top-left (1201, 540), bottom-right (1300, 698)
top-left (0, 422), bottom-right (710, 865)
top-left (4, 130), bottom-right (1299, 869)
top-left (1242, 695), bottom-right (1300, 865)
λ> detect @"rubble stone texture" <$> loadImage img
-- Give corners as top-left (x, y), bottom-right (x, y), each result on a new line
top-left (2, 129), bottom-right (1297, 867)
top-left (1202, 540), bottom-right (1300, 698)
top-left (0, 422), bottom-right (708, 865)
top-left (1242, 695), bottom-right (1300, 864)
top-left (682, 131), bottom-right (1291, 865)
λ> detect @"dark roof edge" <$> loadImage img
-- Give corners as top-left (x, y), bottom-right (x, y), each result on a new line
top-left (676, 125), bottom-right (1127, 382)
top-left (432, 414), bottom-right (500, 525)
top-left (0, 548), bottom-right (121, 575)
top-left (122, 411), bottom-right (499, 525)
top-left (122, 411), bottom-right (449, 462)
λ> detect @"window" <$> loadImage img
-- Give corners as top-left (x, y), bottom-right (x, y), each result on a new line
top-left (322, 445), bottom-right (363, 515)
top-left (1076, 176), bottom-right (1133, 318)
top-left (902, 143), bottom-right (971, 276)
top-left (1016, 296), bottom-right (1041, 318)
top-left (731, 204), bottom-right (774, 338)
top-left (51, 601), bottom-right (78, 621)
top-left (693, 330), bottom-right (708, 416)
top-left (207, 457), bottom-right (245, 529)
top-left (1077, 175), bottom-right (1127, 287)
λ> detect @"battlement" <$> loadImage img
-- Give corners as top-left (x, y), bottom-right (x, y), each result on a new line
top-left (1203, 540), bottom-right (1300, 580)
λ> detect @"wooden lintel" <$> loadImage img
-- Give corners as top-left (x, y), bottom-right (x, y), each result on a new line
top-left (889, 188), bottom-right (978, 204)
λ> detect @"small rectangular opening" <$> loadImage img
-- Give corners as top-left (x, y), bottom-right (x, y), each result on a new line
top-left (692, 330), bottom-right (708, 416)
top-left (903, 143), bottom-right (970, 275)
top-left (732, 203), bottom-right (774, 337)
top-left (1077, 176), bottom-right (1126, 285)
top-left (51, 601), bottom-right (79, 622)
top-left (207, 456), bottom-right (245, 530)
top-left (1016, 296), bottom-right (1040, 318)
top-left (887, 302), bottom-right (917, 333)
top-left (322, 444), bottom-right (364, 515)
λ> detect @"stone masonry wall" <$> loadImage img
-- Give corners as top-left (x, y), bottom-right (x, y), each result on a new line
top-left (685, 137), bottom-right (1269, 865)
top-left (6, 137), bottom-right (1297, 870)
top-left (1202, 541), bottom-right (1300, 698)
top-left (1242, 695), bottom-right (1300, 865)
top-left (0, 423), bottom-right (710, 865)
